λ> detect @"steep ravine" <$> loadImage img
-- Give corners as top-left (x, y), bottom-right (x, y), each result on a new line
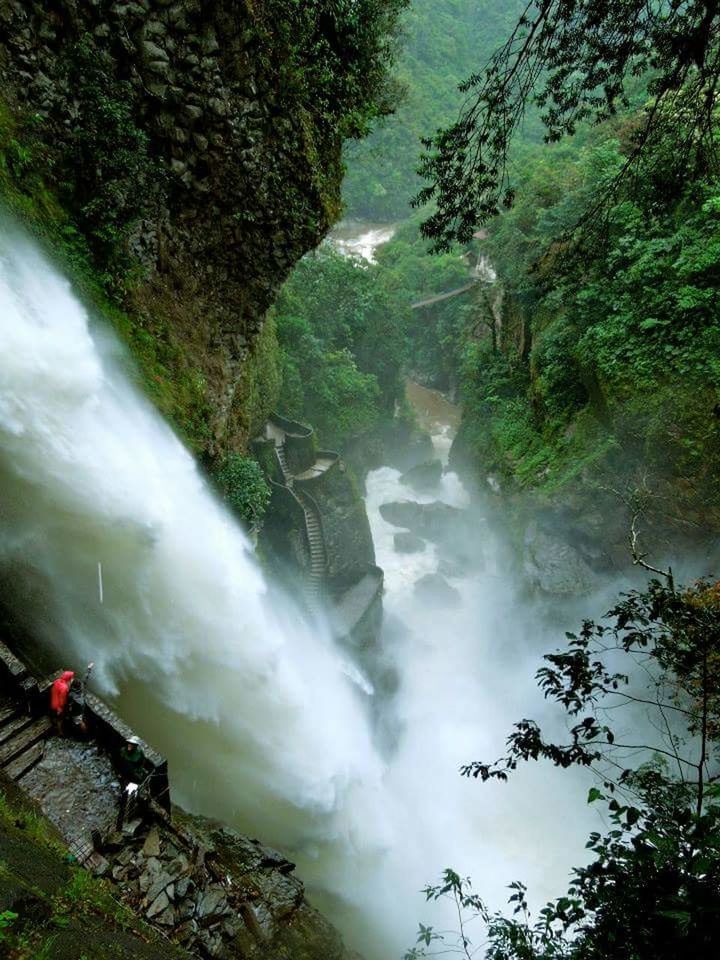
top-left (317, 377), bottom-right (608, 956)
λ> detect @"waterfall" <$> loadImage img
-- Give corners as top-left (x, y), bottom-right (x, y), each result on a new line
top-left (0, 216), bottom-right (598, 959)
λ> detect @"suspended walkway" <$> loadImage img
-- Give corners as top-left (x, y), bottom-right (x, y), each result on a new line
top-left (410, 282), bottom-right (476, 310)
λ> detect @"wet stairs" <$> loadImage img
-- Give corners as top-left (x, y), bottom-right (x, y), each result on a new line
top-left (276, 442), bottom-right (291, 482)
top-left (0, 691), bottom-right (51, 783)
top-left (271, 435), bottom-right (327, 614)
top-left (301, 498), bottom-right (327, 614)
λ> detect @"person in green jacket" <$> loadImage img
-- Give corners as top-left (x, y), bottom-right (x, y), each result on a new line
top-left (117, 736), bottom-right (146, 786)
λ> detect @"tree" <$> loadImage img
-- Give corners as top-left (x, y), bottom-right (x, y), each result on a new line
top-left (416, 0), bottom-right (720, 249)
top-left (407, 575), bottom-right (720, 959)
top-left (274, 247), bottom-right (408, 446)
top-left (214, 455), bottom-right (271, 529)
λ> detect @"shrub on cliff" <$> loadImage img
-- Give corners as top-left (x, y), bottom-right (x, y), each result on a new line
top-left (215, 455), bottom-right (271, 529)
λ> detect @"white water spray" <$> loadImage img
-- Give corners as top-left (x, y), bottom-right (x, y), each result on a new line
top-left (0, 218), bottom-right (599, 958)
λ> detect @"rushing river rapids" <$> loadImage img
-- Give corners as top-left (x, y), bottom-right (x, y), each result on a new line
top-left (0, 217), bottom-right (602, 958)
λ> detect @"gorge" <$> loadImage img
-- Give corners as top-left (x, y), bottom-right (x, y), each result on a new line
top-left (1, 2), bottom-right (720, 959)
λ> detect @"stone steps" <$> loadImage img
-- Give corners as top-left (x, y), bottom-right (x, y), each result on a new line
top-left (4, 740), bottom-right (45, 781)
top-left (0, 700), bottom-right (22, 728)
top-left (0, 716), bottom-right (51, 771)
top-left (274, 437), bottom-right (327, 607)
top-left (0, 711), bottom-right (36, 745)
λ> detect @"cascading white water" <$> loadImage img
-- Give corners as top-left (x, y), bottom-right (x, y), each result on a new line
top-left (0, 217), bottom-right (600, 959)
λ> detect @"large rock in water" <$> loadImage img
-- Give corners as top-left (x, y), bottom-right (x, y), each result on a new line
top-left (379, 500), bottom-right (467, 543)
top-left (414, 572), bottom-right (462, 608)
top-left (394, 531), bottom-right (426, 553)
top-left (400, 459), bottom-right (443, 492)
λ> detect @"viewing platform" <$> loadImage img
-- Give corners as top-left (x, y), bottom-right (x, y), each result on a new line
top-left (0, 638), bottom-right (169, 866)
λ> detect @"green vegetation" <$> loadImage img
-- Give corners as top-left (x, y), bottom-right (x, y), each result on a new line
top-left (0, 781), bottom-right (187, 959)
top-left (343, 0), bottom-right (526, 220)
top-left (231, 316), bottom-right (284, 449)
top-left (63, 40), bottom-right (165, 279)
top-left (0, 0), bottom-right (412, 463)
top-left (417, 0), bottom-right (720, 249)
top-left (272, 213), bottom-right (481, 452)
top-left (407, 576), bottom-right (720, 960)
top-left (0, 97), bottom-right (212, 453)
top-left (374, 214), bottom-right (475, 390)
top-left (453, 128), bottom-right (720, 523)
top-left (274, 246), bottom-right (408, 447)
top-left (259, 0), bottom-right (409, 140)
top-left (214, 454), bottom-right (272, 528)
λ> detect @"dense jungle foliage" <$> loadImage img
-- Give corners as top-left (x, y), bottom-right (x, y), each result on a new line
top-left (273, 247), bottom-right (407, 447)
top-left (454, 125), bottom-right (720, 523)
top-left (417, 0), bottom-right (720, 250)
top-left (272, 226), bottom-right (479, 449)
top-left (342, 0), bottom-right (527, 220)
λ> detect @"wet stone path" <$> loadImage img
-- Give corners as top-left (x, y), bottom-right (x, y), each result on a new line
top-left (21, 738), bottom-right (121, 853)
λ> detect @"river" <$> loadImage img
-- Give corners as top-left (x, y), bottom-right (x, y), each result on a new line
top-left (329, 220), bottom-right (397, 263)
top-left (344, 382), bottom-right (601, 955)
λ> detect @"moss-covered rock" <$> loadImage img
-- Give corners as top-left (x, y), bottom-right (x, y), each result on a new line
top-left (0, 0), bottom-right (404, 458)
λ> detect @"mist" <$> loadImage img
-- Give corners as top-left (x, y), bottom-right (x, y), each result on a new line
top-left (0, 216), bottom-right (620, 958)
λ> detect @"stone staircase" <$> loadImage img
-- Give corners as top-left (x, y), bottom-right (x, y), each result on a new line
top-left (300, 497), bottom-right (327, 613)
top-left (0, 691), bottom-right (51, 783)
top-left (271, 435), bottom-right (327, 614)
top-left (275, 443), bottom-right (291, 485)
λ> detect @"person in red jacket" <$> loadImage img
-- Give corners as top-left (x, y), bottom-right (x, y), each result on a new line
top-left (49, 670), bottom-right (75, 734)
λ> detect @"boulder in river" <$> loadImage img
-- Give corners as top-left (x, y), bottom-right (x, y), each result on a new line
top-left (438, 557), bottom-right (464, 579)
top-left (400, 459), bottom-right (443, 491)
top-left (413, 572), bottom-right (462, 608)
top-left (394, 531), bottom-right (426, 554)
top-left (379, 500), bottom-right (467, 544)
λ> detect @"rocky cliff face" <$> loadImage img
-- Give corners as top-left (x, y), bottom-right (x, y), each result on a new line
top-left (0, 0), bottom-right (399, 455)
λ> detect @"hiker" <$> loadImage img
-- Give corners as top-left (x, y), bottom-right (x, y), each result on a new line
top-left (117, 736), bottom-right (147, 787)
top-left (116, 736), bottom-right (148, 831)
top-left (49, 670), bottom-right (74, 734)
top-left (70, 661), bottom-right (95, 735)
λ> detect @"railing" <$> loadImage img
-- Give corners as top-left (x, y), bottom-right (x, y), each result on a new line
top-left (268, 412), bottom-right (313, 439)
top-left (0, 638), bottom-right (170, 812)
top-left (294, 485), bottom-right (328, 570)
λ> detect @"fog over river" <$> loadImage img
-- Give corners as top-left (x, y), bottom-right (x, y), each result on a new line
top-left (0, 216), bottom-right (614, 958)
